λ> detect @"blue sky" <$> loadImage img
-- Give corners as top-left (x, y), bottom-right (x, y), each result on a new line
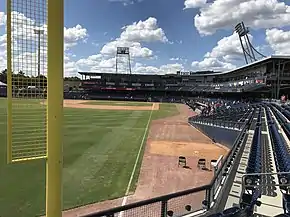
top-left (0, 0), bottom-right (290, 76)
top-left (64, 0), bottom-right (214, 60)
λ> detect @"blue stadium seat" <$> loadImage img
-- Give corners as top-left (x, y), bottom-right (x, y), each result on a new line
top-left (283, 110), bottom-right (290, 120)
top-left (284, 123), bottom-right (290, 138)
top-left (246, 125), bottom-right (262, 175)
top-left (274, 214), bottom-right (290, 217)
top-left (267, 117), bottom-right (290, 190)
top-left (221, 206), bottom-right (241, 216)
top-left (207, 213), bottom-right (223, 217)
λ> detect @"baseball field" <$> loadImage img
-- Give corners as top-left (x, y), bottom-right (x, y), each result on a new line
top-left (0, 98), bottom-right (179, 217)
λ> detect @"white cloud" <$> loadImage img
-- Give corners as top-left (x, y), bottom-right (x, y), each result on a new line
top-left (120, 17), bottom-right (168, 43)
top-left (266, 28), bottom-right (290, 55)
top-left (0, 12), bottom-right (6, 26)
top-left (0, 11), bottom-right (89, 77)
top-left (64, 24), bottom-right (88, 50)
top-left (0, 34), bottom-right (6, 70)
top-left (191, 0), bottom-right (290, 35)
top-left (75, 54), bottom-right (183, 75)
top-left (101, 40), bottom-right (153, 58)
top-left (2, 14), bottom-right (168, 76)
top-left (75, 55), bottom-right (117, 74)
top-left (108, 0), bottom-right (143, 6)
top-left (13, 51), bottom-right (48, 75)
top-left (205, 32), bottom-right (250, 60)
top-left (0, 11), bottom-right (179, 76)
top-left (100, 17), bottom-right (167, 58)
top-left (10, 11), bottom-right (39, 41)
top-left (133, 63), bottom-right (184, 74)
top-left (7, 11), bottom-right (88, 51)
top-left (64, 61), bottom-right (79, 76)
top-left (190, 32), bottom-right (247, 71)
top-left (158, 63), bottom-right (184, 74)
top-left (170, 57), bottom-right (180, 61)
top-left (184, 0), bottom-right (207, 9)
top-left (192, 57), bottom-right (236, 71)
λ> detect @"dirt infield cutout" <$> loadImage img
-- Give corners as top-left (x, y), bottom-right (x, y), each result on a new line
top-left (82, 100), bottom-right (154, 106)
top-left (43, 100), bottom-right (159, 111)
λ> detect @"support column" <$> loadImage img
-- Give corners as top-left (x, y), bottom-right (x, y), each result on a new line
top-left (46, 0), bottom-right (64, 216)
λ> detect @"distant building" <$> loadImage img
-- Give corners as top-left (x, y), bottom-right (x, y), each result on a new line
top-left (0, 81), bottom-right (7, 97)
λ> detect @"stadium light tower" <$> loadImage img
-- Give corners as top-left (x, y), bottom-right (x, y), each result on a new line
top-left (34, 28), bottom-right (44, 78)
top-left (116, 47), bottom-right (132, 74)
top-left (235, 22), bottom-right (266, 64)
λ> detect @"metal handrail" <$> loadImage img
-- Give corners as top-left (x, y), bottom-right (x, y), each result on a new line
top-left (82, 185), bottom-right (211, 217)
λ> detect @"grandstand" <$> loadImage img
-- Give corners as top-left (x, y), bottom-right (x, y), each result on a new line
top-left (78, 55), bottom-right (290, 101)
top-left (0, 81), bottom-right (6, 97)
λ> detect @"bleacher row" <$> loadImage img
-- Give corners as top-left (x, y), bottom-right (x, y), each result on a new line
top-left (188, 101), bottom-right (252, 130)
top-left (188, 101), bottom-right (290, 217)
top-left (151, 79), bottom-right (267, 93)
top-left (177, 80), bottom-right (266, 93)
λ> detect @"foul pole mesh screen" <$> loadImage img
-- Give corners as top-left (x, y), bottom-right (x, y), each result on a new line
top-left (7, 0), bottom-right (47, 163)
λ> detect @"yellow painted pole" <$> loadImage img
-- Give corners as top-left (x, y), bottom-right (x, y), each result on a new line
top-left (6, 0), bottom-right (12, 164)
top-left (46, 0), bottom-right (64, 216)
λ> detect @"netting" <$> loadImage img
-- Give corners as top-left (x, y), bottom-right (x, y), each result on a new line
top-left (7, 0), bottom-right (47, 162)
top-left (121, 201), bottom-right (162, 217)
top-left (166, 190), bottom-right (205, 216)
top-left (83, 189), bottom-right (207, 217)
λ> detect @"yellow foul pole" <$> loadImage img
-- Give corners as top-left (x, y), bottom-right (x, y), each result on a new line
top-left (46, 0), bottom-right (64, 216)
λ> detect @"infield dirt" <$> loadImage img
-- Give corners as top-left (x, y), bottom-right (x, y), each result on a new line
top-left (63, 100), bottom-right (159, 111)
top-left (63, 103), bottom-right (229, 217)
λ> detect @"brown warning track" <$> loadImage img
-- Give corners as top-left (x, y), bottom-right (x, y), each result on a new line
top-left (63, 104), bottom-right (229, 217)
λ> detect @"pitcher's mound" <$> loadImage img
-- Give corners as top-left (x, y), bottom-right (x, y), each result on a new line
top-left (149, 141), bottom-right (228, 159)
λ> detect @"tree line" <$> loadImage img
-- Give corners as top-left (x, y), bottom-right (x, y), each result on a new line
top-left (0, 69), bottom-right (81, 87)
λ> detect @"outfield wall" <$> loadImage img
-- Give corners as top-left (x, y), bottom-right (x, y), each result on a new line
top-left (191, 123), bottom-right (240, 148)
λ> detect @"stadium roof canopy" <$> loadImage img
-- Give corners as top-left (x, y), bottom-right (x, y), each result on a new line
top-left (211, 55), bottom-right (290, 76)
top-left (78, 55), bottom-right (290, 77)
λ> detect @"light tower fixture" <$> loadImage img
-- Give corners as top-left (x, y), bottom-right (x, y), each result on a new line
top-left (235, 22), bottom-right (266, 64)
top-left (34, 28), bottom-right (45, 78)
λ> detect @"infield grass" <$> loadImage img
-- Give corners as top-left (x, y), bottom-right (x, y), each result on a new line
top-left (0, 98), bottom-right (178, 217)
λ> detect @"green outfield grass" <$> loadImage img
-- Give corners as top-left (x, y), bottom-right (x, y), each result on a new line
top-left (0, 98), bottom-right (178, 217)
top-left (82, 100), bottom-right (153, 106)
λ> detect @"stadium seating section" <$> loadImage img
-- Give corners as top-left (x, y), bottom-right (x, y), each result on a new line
top-left (187, 99), bottom-right (290, 217)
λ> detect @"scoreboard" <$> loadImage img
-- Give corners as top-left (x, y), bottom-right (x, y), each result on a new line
top-left (117, 47), bottom-right (129, 54)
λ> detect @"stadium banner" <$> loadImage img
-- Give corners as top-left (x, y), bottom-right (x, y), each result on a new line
top-left (100, 87), bottom-right (136, 91)
top-left (7, 0), bottom-right (48, 163)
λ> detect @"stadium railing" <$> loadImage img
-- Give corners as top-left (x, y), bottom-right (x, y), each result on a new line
top-left (191, 119), bottom-right (244, 130)
top-left (81, 185), bottom-right (210, 217)
top-left (80, 114), bottom-right (253, 217)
